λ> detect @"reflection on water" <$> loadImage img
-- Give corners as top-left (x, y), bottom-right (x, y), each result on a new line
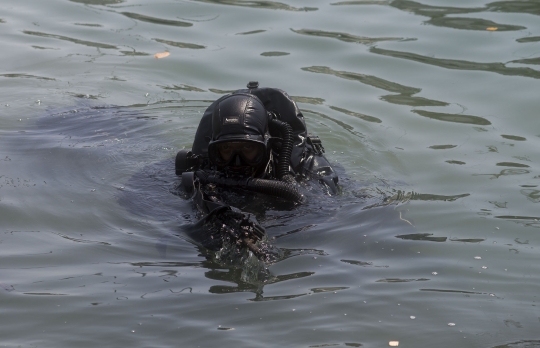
top-left (427, 17), bottom-right (525, 31)
top-left (154, 38), bottom-right (206, 49)
top-left (291, 28), bottom-right (407, 44)
top-left (260, 51), bottom-right (290, 56)
top-left (395, 233), bottom-right (447, 242)
top-left (302, 65), bottom-right (449, 107)
top-left (329, 106), bottom-right (382, 124)
top-left (412, 109), bottom-right (491, 125)
top-left (23, 30), bottom-right (118, 49)
top-left (370, 47), bottom-right (540, 79)
top-left (516, 36), bottom-right (540, 43)
top-left (390, 0), bottom-right (526, 31)
top-left (191, 0), bottom-right (318, 11)
top-left (496, 162), bottom-right (530, 168)
top-left (69, 0), bottom-right (124, 4)
top-left (121, 12), bottom-right (193, 27)
top-left (473, 168), bottom-right (530, 179)
top-left (0, 73), bottom-right (55, 81)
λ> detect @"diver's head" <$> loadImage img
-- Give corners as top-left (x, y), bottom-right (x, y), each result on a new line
top-left (207, 93), bottom-right (269, 176)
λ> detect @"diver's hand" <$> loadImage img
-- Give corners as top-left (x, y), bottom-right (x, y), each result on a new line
top-left (213, 208), bottom-right (266, 242)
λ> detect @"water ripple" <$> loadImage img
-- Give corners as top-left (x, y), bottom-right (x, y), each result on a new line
top-left (23, 30), bottom-right (117, 49)
top-left (510, 57), bottom-right (540, 66)
top-left (154, 38), bottom-right (205, 49)
top-left (302, 66), bottom-right (448, 107)
top-left (420, 288), bottom-right (485, 295)
top-left (516, 36), bottom-right (540, 43)
top-left (261, 51), bottom-right (290, 56)
top-left (191, 0), bottom-right (317, 11)
top-left (412, 109), bottom-right (491, 126)
top-left (237, 29), bottom-right (266, 35)
top-left (496, 162), bottom-right (530, 168)
top-left (121, 12), bottom-right (193, 27)
top-left (376, 278), bottom-right (429, 282)
top-left (370, 47), bottom-right (540, 79)
top-left (396, 233), bottom-right (447, 242)
top-left (302, 109), bottom-right (365, 139)
top-left (0, 73), bottom-right (55, 81)
top-left (329, 106), bottom-right (382, 123)
top-left (427, 17), bottom-right (525, 31)
top-left (291, 28), bottom-right (408, 44)
top-left (70, 0), bottom-right (124, 4)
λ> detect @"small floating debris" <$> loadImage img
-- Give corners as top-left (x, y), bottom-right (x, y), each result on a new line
top-left (217, 326), bottom-right (235, 331)
top-left (474, 256), bottom-right (481, 260)
top-left (389, 341), bottom-right (399, 346)
top-left (432, 272), bottom-right (438, 275)
top-left (448, 323), bottom-right (456, 326)
top-left (154, 51), bottom-right (170, 59)
top-left (410, 316), bottom-right (416, 319)
top-left (486, 27), bottom-right (498, 31)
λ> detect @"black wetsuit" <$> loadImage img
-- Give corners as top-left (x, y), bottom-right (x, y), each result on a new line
top-left (176, 83), bottom-right (339, 255)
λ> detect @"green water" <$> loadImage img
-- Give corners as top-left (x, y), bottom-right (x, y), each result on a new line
top-left (1, 0), bottom-right (539, 347)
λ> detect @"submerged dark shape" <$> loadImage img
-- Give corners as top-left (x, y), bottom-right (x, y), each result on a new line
top-left (175, 82), bottom-right (340, 259)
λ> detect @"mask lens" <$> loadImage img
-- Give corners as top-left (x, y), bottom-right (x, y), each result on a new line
top-left (214, 141), bottom-right (264, 167)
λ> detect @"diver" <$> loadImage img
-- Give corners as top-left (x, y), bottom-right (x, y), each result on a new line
top-left (175, 81), bottom-right (339, 258)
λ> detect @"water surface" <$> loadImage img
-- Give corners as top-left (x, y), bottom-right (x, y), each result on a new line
top-left (1, 0), bottom-right (540, 347)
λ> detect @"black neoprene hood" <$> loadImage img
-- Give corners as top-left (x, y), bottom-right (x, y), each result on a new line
top-left (210, 93), bottom-right (268, 145)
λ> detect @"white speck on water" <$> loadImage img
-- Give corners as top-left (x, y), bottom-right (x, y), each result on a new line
top-left (292, 309), bottom-right (296, 311)
top-left (489, 293), bottom-right (495, 297)
top-left (448, 323), bottom-right (456, 326)
top-left (432, 272), bottom-right (438, 275)
top-left (145, 93), bottom-right (149, 97)
top-left (91, 189), bottom-right (96, 192)
top-left (410, 316), bottom-right (416, 319)
top-left (482, 266), bottom-right (488, 269)
top-left (474, 256), bottom-right (481, 260)
top-left (131, 330), bottom-right (135, 333)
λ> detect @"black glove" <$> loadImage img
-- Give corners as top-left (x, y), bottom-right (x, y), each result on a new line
top-left (211, 208), bottom-right (266, 242)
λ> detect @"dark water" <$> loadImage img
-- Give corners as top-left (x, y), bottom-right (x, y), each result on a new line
top-left (1, 0), bottom-right (540, 347)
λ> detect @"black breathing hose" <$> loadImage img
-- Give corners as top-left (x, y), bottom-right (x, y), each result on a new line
top-left (195, 170), bottom-right (304, 203)
top-left (269, 118), bottom-right (296, 184)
